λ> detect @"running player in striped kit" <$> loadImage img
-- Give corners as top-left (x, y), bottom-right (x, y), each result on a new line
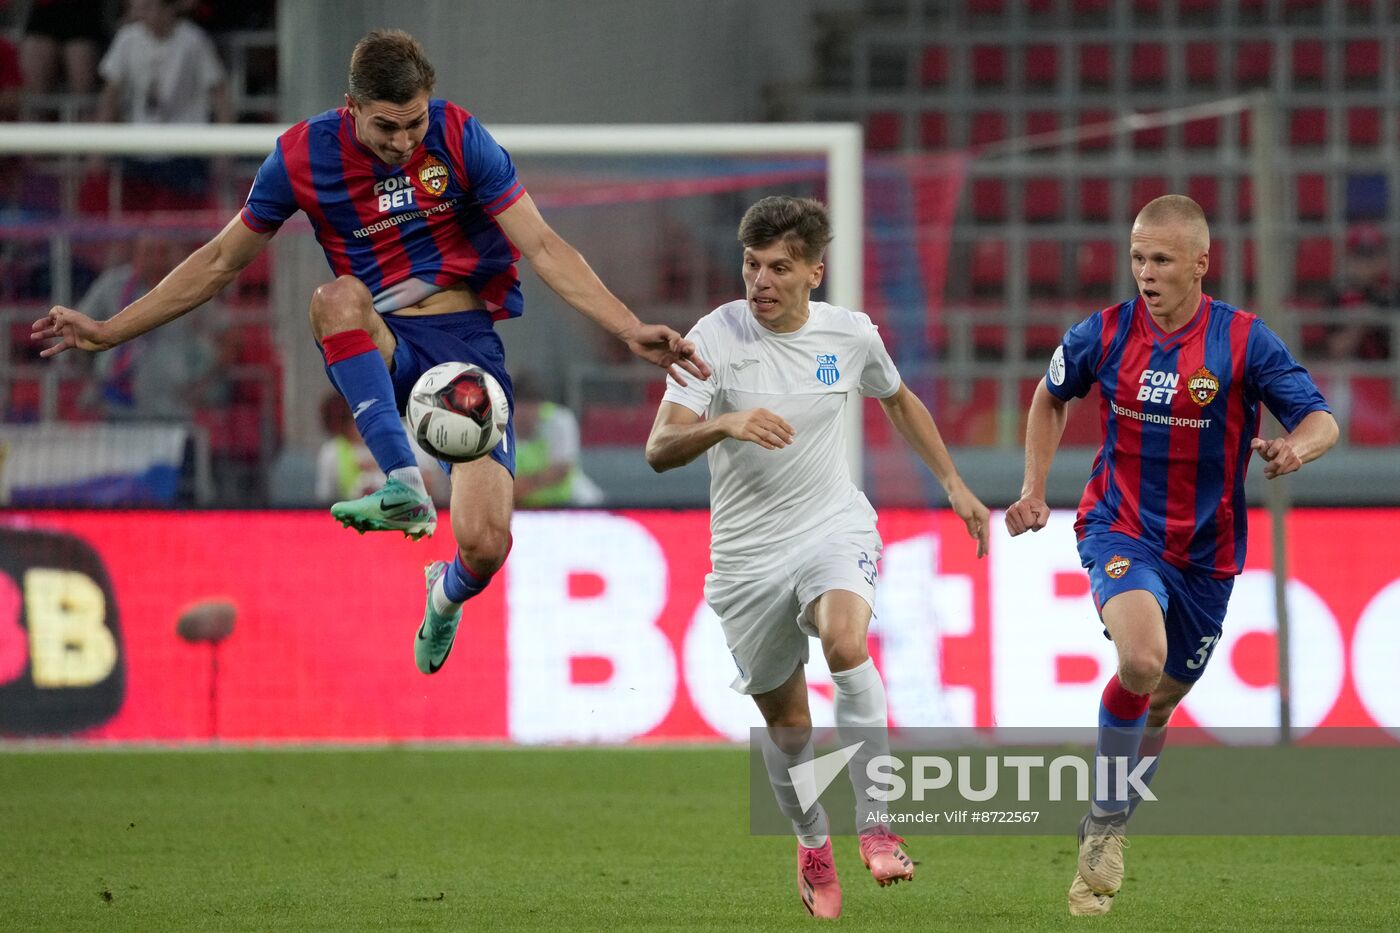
top-left (33, 30), bottom-right (709, 676)
top-left (1004, 195), bottom-right (1338, 916)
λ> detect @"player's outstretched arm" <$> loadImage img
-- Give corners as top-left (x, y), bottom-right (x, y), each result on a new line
top-left (645, 402), bottom-right (793, 472)
top-left (1005, 379), bottom-right (1069, 537)
top-left (493, 194), bottom-right (710, 385)
top-left (1251, 409), bottom-right (1339, 479)
top-left (878, 383), bottom-right (989, 557)
top-left (31, 215), bottom-right (273, 358)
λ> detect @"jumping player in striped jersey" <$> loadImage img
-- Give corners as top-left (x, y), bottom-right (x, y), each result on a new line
top-left (33, 30), bottom-right (709, 676)
top-left (1004, 195), bottom-right (1338, 916)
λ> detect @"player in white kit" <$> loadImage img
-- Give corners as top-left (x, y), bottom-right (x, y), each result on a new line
top-left (645, 197), bottom-right (990, 920)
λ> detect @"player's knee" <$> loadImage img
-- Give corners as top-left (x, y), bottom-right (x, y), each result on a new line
top-left (822, 632), bottom-right (869, 673)
top-left (765, 715), bottom-right (812, 754)
top-left (1118, 650), bottom-right (1165, 694)
top-left (309, 275), bottom-right (374, 334)
top-left (455, 526), bottom-right (510, 577)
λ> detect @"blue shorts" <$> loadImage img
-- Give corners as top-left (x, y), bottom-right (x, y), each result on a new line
top-left (1077, 532), bottom-right (1234, 684)
top-left (320, 309), bottom-right (516, 476)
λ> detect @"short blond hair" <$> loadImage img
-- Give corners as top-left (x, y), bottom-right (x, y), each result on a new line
top-left (1134, 195), bottom-right (1210, 251)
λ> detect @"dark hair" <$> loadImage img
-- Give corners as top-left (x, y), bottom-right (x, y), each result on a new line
top-left (737, 196), bottom-right (833, 264)
top-left (348, 30), bottom-right (436, 104)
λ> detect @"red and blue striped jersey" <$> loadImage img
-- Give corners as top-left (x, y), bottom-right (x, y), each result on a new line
top-left (240, 98), bottom-right (526, 317)
top-left (1046, 295), bottom-right (1329, 578)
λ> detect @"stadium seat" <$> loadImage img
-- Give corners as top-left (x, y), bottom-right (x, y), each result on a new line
top-left (920, 45), bottom-right (948, 87)
top-left (6, 378), bottom-right (40, 421)
top-left (1184, 41), bottom-right (1218, 86)
top-left (1344, 39), bottom-right (1381, 85)
top-left (1238, 110), bottom-right (1252, 148)
top-left (1079, 177), bottom-right (1112, 220)
top-left (1133, 118), bottom-right (1167, 151)
top-left (1024, 45), bottom-right (1058, 86)
top-left (1291, 39), bottom-right (1326, 87)
top-left (1294, 237), bottom-right (1335, 295)
top-left (1296, 174), bottom-right (1328, 220)
top-left (1187, 176), bottom-right (1219, 217)
top-left (1348, 377), bottom-right (1400, 446)
top-left (1345, 172), bottom-right (1388, 219)
top-left (1078, 44), bottom-right (1113, 88)
top-left (1076, 240), bottom-right (1117, 298)
top-left (1027, 240), bottom-right (1064, 297)
top-left (1178, 0), bottom-right (1222, 22)
top-left (1078, 109), bottom-right (1114, 150)
top-left (580, 404), bottom-right (655, 446)
top-left (972, 45), bottom-right (1006, 88)
top-left (1130, 176), bottom-right (1168, 211)
top-left (1234, 41), bottom-right (1272, 87)
top-left (1347, 107), bottom-right (1381, 148)
top-left (970, 178), bottom-right (1007, 222)
top-left (1024, 177), bottom-right (1064, 223)
top-left (1290, 108), bottom-right (1328, 147)
top-left (919, 111), bottom-right (948, 149)
top-left (1237, 176), bottom-right (1253, 221)
top-left (967, 0), bottom-right (1007, 17)
top-left (1024, 110), bottom-right (1058, 138)
top-left (1183, 116), bottom-right (1220, 148)
top-left (1130, 43), bottom-right (1167, 87)
top-left (865, 112), bottom-right (902, 151)
top-left (970, 239), bottom-right (1006, 296)
top-left (970, 111), bottom-right (1008, 146)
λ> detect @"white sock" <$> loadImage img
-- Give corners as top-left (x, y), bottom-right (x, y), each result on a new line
top-left (830, 657), bottom-right (890, 832)
top-left (389, 466), bottom-right (428, 497)
top-left (429, 575), bottom-right (459, 616)
top-left (759, 731), bottom-right (830, 848)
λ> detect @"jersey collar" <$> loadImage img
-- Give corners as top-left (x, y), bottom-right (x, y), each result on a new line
top-left (1138, 293), bottom-right (1209, 348)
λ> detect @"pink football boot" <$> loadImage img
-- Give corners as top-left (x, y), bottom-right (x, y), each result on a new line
top-left (858, 826), bottom-right (915, 886)
top-left (796, 840), bottom-right (842, 919)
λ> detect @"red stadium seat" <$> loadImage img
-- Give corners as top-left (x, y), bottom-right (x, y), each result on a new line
top-left (1130, 176), bottom-right (1168, 211)
top-left (971, 178), bottom-right (1007, 222)
top-left (1290, 108), bottom-right (1328, 147)
top-left (970, 111), bottom-right (1008, 146)
top-left (1024, 110), bottom-right (1059, 137)
top-left (1296, 174), bottom-right (1328, 220)
top-left (1234, 41), bottom-right (1272, 87)
top-left (1291, 39), bottom-right (1326, 87)
top-left (920, 45), bottom-right (949, 87)
top-left (919, 111), bottom-right (948, 149)
top-left (865, 112), bottom-right (902, 151)
top-left (1078, 44), bottom-right (1113, 88)
top-left (1024, 177), bottom-right (1064, 223)
top-left (1347, 108), bottom-right (1381, 148)
top-left (967, 0), bottom-right (1007, 16)
top-left (1183, 116), bottom-right (1220, 148)
top-left (1294, 237), bottom-right (1335, 294)
top-left (1344, 39), bottom-right (1381, 85)
top-left (1076, 240), bottom-right (1117, 297)
top-left (1237, 177), bottom-right (1253, 221)
top-left (1184, 41), bottom-right (1218, 86)
top-left (1348, 377), bottom-right (1400, 446)
top-left (580, 404), bottom-right (656, 446)
top-left (1237, 111), bottom-right (1252, 148)
top-left (1178, 0), bottom-right (1222, 19)
top-left (1130, 43), bottom-right (1167, 86)
top-left (1079, 177), bottom-right (1112, 220)
top-left (1024, 45), bottom-right (1058, 86)
top-left (972, 45), bottom-right (1006, 87)
top-left (1027, 240), bottom-right (1064, 297)
top-left (1078, 109), bottom-right (1114, 150)
top-left (1188, 176), bottom-right (1219, 217)
top-left (1133, 119), bottom-right (1167, 151)
top-left (970, 239), bottom-right (1006, 295)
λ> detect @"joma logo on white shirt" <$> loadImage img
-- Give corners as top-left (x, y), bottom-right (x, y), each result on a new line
top-left (1136, 369), bottom-right (1179, 404)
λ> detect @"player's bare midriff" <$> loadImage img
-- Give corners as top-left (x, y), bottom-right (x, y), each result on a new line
top-left (389, 283), bottom-right (486, 317)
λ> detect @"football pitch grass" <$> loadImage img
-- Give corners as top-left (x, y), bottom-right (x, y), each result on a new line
top-left (3, 747), bottom-right (1397, 931)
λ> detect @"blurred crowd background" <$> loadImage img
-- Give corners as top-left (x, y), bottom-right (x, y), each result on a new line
top-left (1, 0), bottom-right (1396, 509)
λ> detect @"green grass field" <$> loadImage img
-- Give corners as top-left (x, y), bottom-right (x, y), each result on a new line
top-left (2, 747), bottom-right (1396, 931)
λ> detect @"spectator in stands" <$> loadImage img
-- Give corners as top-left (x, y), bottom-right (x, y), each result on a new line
top-left (96, 0), bottom-right (231, 207)
top-left (1323, 223), bottom-right (1395, 362)
top-left (77, 234), bottom-right (229, 420)
top-left (511, 372), bottom-right (604, 507)
top-left (19, 0), bottom-right (105, 116)
top-left (0, 34), bottom-right (23, 121)
top-left (316, 392), bottom-right (450, 506)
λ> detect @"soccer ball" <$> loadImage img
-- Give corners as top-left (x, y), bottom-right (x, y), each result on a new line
top-left (407, 362), bottom-right (510, 463)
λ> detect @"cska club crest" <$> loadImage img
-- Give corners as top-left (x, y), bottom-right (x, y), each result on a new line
top-left (1104, 555), bottom-right (1132, 579)
top-left (1186, 366), bottom-right (1220, 407)
top-left (815, 354), bottom-right (840, 385)
top-left (417, 155), bottom-right (449, 197)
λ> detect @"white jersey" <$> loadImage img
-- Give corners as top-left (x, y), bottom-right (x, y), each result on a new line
top-left (663, 300), bottom-right (901, 576)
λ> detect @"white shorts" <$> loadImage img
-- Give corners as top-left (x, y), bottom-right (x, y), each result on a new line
top-left (704, 529), bottom-right (881, 695)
